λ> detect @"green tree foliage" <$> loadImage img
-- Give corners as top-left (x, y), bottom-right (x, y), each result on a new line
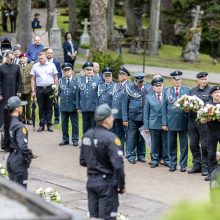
top-left (91, 52), bottom-right (124, 80)
top-left (163, 0), bottom-right (220, 55)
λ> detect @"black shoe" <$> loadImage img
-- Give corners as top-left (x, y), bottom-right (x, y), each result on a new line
top-left (54, 120), bottom-right (59, 125)
top-left (169, 167), bottom-right (176, 172)
top-left (204, 175), bottom-right (211, 181)
top-left (151, 163), bottom-right (159, 168)
top-left (138, 158), bottom-right (146, 163)
top-left (47, 125), bottom-right (53, 132)
top-left (180, 167), bottom-right (187, 172)
top-left (164, 163), bottom-right (170, 168)
top-left (27, 120), bottom-right (33, 125)
top-left (73, 142), bottom-right (78, 146)
top-left (202, 170), bottom-right (208, 176)
top-left (128, 159), bottom-right (136, 164)
top-left (37, 126), bottom-right (44, 132)
top-left (188, 167), bottom-right (202, 174)
top-left (59, 141), bottom-right (69, 146)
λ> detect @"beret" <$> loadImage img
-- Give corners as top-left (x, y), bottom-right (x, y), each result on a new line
top-left (196, 72), bottom-right (208, 78)
top-left (210, 86), bottom-right (220, 95)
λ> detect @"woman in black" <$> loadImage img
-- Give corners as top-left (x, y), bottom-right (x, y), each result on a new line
top-left (1, 96), bottom-right (33, 188)
top-left (63, 32), bottom-right (78, 68)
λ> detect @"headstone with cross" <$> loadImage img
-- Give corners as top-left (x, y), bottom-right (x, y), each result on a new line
top-left (80, 18), bottom-right (91, 46)
top-left (191, 5), bottom-right (204, 28)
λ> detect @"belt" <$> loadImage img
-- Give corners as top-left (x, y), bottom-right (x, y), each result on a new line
top-left (37, 85), bottom-right (52, 89)
top-left (88, 173), bottom-right (112, 178)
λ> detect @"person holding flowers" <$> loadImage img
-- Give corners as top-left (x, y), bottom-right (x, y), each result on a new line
top-left (188, 72), bottom-right (211, 176)
top-left (162, 71), bottom-right (190, 172)
top-left (202, 86), bottom-right (220, 181)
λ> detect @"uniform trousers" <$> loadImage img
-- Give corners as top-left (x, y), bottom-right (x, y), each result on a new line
top-left (168, 130), bottom-right (188, 169)
top-left (150, 129), bottom-right (169, 165)
top-left (113, 119), bottom-right (127, 153)
top-left (61, 111), bottom-right (78, 143)
top-left (126, 120), bottom-right (145, 160)
top-left (207, 128), bottom-right (220, 174)
top-left (82, 112), bottom-right (95, 134)
top-left (21, 93), bottom-right (32, 121)
top-left (87, 175), bottom-right (119, 220)
top-left (188, 120), bottom-right (208, 171)
top-left (36, 86), bottom-right (53, 126)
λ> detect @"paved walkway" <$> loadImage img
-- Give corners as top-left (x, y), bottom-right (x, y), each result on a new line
top-left (0, 125), bottom-right (209, 219)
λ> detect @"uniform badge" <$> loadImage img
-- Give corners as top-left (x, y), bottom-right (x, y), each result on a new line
top-left (22, 127), bottom-right (27, 135)
top-left (114, 138), bottom-right (121, 147)
top-left (82, 137), bottom-right (91, 146)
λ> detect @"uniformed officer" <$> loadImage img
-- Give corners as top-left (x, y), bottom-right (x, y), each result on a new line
top-left (19, 53), bottom-right (33, 125)
top-left (202, 86), bottom-right (220, 181)
top-left (97, 67), bottom-right (115, 107)
top-left (122, 73), bottom-right (152, 164)
top-left (188, 72), bottom-right (211, 176)
top-left (80, 104), bottom-right (125, 220)
top-left (76, 62), bottom-right (101, 134)
top-left (58, 63), bottom-right (79, 146)
top-left (162, 71), bottom-right (190, 172)
top-left (144, 76), bottom-right (170, 168)
top-left (112, 66), bottom-right (130, 153)
top-left (1, 96), bottom-right (33, 188)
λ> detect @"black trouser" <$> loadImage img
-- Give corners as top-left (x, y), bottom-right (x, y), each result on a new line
top-left (188, 119), bottom-right (208, 171)
top-left (87, 175), bottom-right (119, 220)
top-left (36, 86), bottom-right (53, 126)
top-left (82, 112), bottom-right (95, 134)
top-left (207, 128), bottom-right (220, 174)
top-left (7, 152), bottom-right (28, 188)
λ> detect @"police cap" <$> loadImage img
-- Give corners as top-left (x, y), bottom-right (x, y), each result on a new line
top-left (170, 70), bottom-right (182, 80)
top-left (151, 76), bottom-right (164, 86)
top-left (95, 104), bottom-right (118, 121)
top-left (82, 61), bottom-right (93, 69)
top-left (196, 72), bottom-right (208, 78)
top-left (102, 67), bottom-right (113, 76)
top-left (119, 66), bottom-right (130, 76)
top-left (7, 96), bottom-right (27, 110)
top-left (62, 62), bottom-right (73, 70)
top-left (210, 86), bottom-right (220, 95)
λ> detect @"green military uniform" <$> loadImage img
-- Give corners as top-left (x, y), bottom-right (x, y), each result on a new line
top-left (20, 63), bottom-right (32, 122)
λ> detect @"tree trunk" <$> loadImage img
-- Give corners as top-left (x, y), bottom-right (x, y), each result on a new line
top-left (159, 0), bottom-right (175, 44)
top-left (107, 0), bottom-right (114, 46)
top-left (90, 0), bottom-right (108, 54)
top-left (68, 0), bottom-right (78, 36)
top-left (46, 0), bottom-right (56, 32)
top-left (17, 0), bottom-right (32, 51)
top-left (124, 0), bottom-right (138, 36)
top-left (149, 0), bottom-right (161, 56)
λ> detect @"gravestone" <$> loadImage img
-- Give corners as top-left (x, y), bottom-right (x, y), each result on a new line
top-left (49, 10), bottom-right (63, 61)
top-left (80, 18), bottom-right (90, 46)
top-left (182, 5), bottom-right (203, 62)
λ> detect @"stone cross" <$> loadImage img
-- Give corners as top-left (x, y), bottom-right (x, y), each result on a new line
top-left (81, 18), bottom-right (90, 35)
top-left (191, 5), bottom-right (204, 28)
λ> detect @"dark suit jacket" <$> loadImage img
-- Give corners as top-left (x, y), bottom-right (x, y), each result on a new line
top-left (63, 40), bottom-right (78, 63)
top-left (53, 60), bottom-right (62, 79)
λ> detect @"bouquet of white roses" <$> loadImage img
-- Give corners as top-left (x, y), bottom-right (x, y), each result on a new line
top-left (174, 95), bottom-right (204, 112)
top-left (0, 164), bottom-right (8, 178)
top-left (197, 104), bottom-right (220, 123)
top-left (36, 187), bottom-right (61, 204)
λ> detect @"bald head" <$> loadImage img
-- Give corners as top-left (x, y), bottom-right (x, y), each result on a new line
top-left (46, 48), bottom-right (53, 59)
top-left (34, 36), bottom-right (41, 45)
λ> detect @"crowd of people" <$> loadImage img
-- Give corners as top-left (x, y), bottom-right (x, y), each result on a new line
top-left (1, 31), bottom-right (220, 219)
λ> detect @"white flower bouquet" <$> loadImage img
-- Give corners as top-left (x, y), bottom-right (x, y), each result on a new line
top-left (0, 164), bottom-right (8, 178)
top-left (117, 213), bottom-right (129, 220)
top-left (36, 187), bottom-right (61, 204)
top-left (197, 104), bottom-right (220, 123)
top-left (174, 95), bottom-right (204, 112)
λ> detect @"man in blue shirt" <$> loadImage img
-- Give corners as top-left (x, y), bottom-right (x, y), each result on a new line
top-left (27, 36), bottom-right (44, 64)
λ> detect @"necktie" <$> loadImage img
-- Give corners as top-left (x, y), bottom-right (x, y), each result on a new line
top-left (67, 78), bottom-right (70, 85)
top-left (157, 94), bottom-right (161, 103)
top-left (175, 87), bottom-right (179, 97)
top-left (87, 77), bottom-right (90, 83)
top-left (105, 83), bottom-right (108, 89)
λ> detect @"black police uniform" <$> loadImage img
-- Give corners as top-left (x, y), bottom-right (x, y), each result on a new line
top-left (1, 116), bottom-right (33, 188)
top-left (188, 82), bottom-right (211, 174)
top-left (80, 126), bottom-right (125, 220)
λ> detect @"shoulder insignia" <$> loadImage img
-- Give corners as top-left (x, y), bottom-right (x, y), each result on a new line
top-left (22, 127), bottom-right (27, 135)
top-left (114, 138), bottom-right (121, 147)
top-left (82, 137), bottom-right (91, 146)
